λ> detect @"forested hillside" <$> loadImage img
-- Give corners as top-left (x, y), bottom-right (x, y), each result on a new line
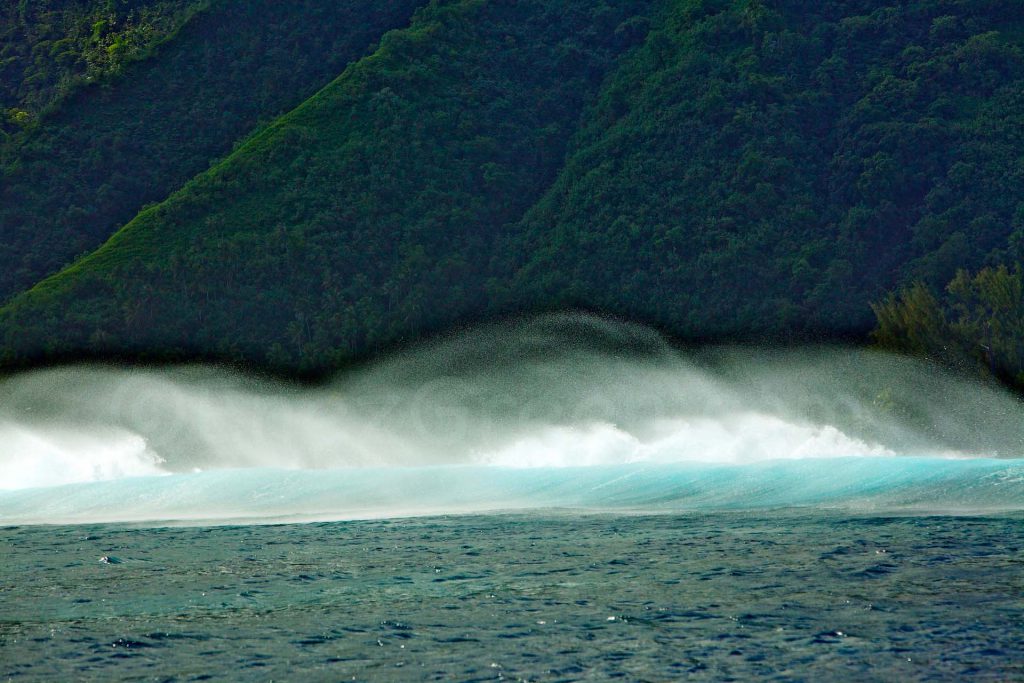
top-left (502, 0), bottom-right (1024, 342)
top-left (0, 0), bottom-right (421, 303)
top-left (0, 0), bottom-right (655, 370)
top-left (873, 265), bottom-right (1024, 386)
top-left (1, 0), bottom-right (206, 132)
top-left (1, 0), bottom-right (1023, 383)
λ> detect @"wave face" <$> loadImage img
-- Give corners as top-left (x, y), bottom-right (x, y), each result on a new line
top-left (1, 314), bottom-right (1023, 524)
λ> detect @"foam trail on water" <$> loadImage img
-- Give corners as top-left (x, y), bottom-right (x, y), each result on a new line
top-left (0, 314), bottom-right (1022, 524)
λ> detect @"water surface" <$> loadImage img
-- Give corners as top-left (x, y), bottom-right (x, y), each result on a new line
top-left (2, 512), bottom-right (1022, 681)
top-left (2, 316), bottom-right (1022, 679)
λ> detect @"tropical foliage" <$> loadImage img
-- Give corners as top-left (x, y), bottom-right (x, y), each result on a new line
top-left (0, 0), bottom-right (421, 303)
top-left (504, 0), bottom-right (1024, 340)
top-left (1, 0), bottom-right (1022, 380)
top-left (1, 0), bottom-right (207, 132)
top-left (873, 266), bottom-right (1024, 386)
top-left (0, 0), bottom-right (654, 372)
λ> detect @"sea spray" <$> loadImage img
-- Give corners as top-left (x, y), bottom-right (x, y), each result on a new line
top-left (1, 314), bottom-right (1022, 523)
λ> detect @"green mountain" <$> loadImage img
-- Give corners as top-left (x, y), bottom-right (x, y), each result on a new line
top-left (503, 0), bottom-right (1024, 341)
top-left (2, 0), bottom-right (1023, 382)
top-left (1, 0), bottom-right (207, 130)
top-left (0, 0), bottom-right (421, 303)
top-left (0, 0), bottom-right (655, 370)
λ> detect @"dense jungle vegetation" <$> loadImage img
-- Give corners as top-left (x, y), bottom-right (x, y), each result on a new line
top-left (503, 0), bottom-right (1024, 342)
top-left (0, 0), bottom-right (422, 302)
top-left (874, 266), bottom-right (1024, 386)
top-left (1, 0), bottom-right (207, 132)
top-left (1, 0), bottom-right (1022, 386)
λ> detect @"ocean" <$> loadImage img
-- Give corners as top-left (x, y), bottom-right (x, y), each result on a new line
top-left (2, 316), bottom-right (1022, 680)
top-left (3, 511), bottom-right (1022, 681)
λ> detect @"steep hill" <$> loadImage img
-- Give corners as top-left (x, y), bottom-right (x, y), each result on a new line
top-left (0, 0), bottom-right (654, 371)
top-left (0, 0), bottom-right (421, 303)
top-left (1, 0), bottom-right (205, 130)
top-left (502, 0), bottom-right (1024, 341)
top-left (1, 0), bottom-right (1022, 379)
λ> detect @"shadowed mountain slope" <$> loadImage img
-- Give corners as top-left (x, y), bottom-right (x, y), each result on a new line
top-left (0, 0), bottom-right (654, 371)
top-left (500, 0), bottom-right (1024, 341)
top-left (0, 0), bottom-right (206, 126)
top-left (0, 0), bottom-right (422, 303)
top-left (1, 0), bottom-right (1022, 379)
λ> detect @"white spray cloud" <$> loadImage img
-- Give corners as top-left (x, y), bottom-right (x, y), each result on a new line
top-left (0, 314), bottom-right (1020, 495)
top-left (0, 423), bottom-right (166, 489)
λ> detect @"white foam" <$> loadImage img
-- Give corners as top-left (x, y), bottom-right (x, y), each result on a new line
top-left (0, 315), bottom-right (1019, 496)
top-left (475, 413), bottom-right (894, 468)
top-left (0, 423), bottom-right (166, 490)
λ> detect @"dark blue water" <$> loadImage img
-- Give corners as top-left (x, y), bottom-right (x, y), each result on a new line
top-left (2, 511), bottom-right (1022, 681)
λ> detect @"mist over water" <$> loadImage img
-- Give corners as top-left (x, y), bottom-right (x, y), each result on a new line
top-left (1, 314), bottom-right (1023, 523)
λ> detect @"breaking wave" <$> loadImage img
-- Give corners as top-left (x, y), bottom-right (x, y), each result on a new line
top-left (1, 314), bottom-right (1022, 524)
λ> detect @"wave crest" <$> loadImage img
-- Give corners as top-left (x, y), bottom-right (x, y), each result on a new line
top-left (0, 315), bottom-right (1022, 522)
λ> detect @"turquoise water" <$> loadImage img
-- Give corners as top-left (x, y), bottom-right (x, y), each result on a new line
top-left (1, 458), bottom-right (1023, 525)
